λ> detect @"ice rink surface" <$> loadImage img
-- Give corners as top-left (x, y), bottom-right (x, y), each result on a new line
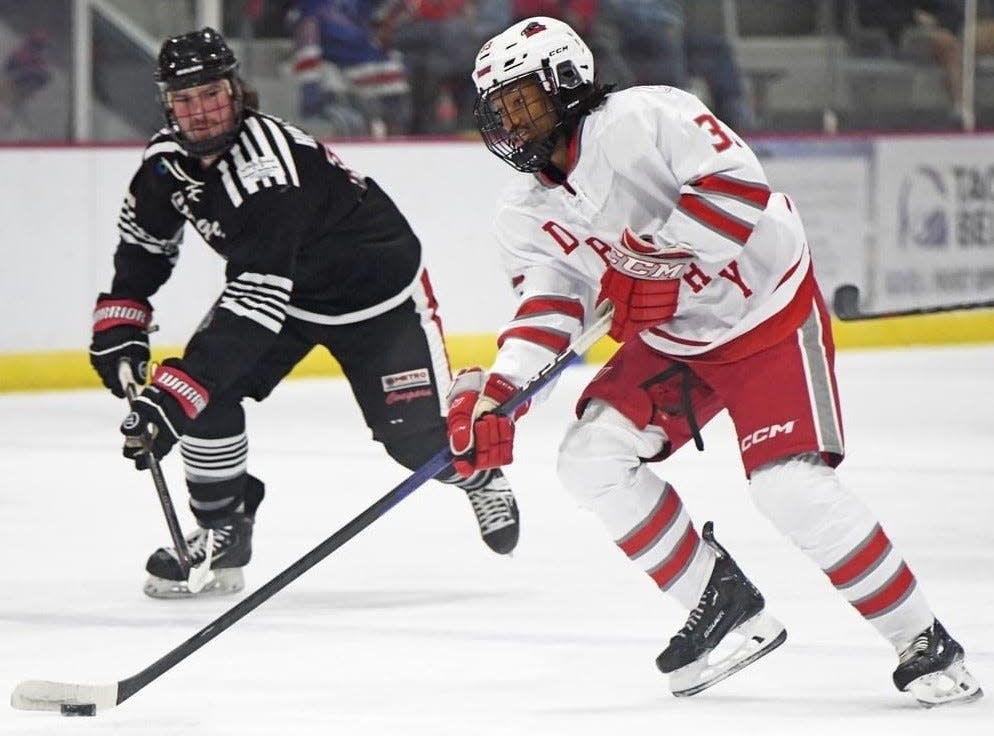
top-left (1, 345), bottom-right (992, 735)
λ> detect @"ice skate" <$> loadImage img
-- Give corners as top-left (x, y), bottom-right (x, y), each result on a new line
top-left (893, 619), bottom-right (983, 707)
top-left (144, 510), bottom-right (255, 599)
top-left (656, 521), bottom-right (786, 696)
top-left (464, 470), bottom-right (519, 555)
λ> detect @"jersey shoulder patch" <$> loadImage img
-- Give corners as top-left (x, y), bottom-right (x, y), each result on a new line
top-left (216, 114), bottom-right (303, 208)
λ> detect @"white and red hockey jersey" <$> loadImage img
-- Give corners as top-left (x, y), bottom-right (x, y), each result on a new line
top-left (489, 85), bottom-right (816, 390)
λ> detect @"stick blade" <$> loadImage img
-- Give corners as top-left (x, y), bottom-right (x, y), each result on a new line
top-left (832, 284), bottom-right (861, 320)
top-left (11, 680), bottom-right (117, 713)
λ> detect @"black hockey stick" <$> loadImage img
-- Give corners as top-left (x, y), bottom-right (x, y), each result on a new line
top-left (11, 303), bottom-right (614, 716)
top-left (833, 284), bottom-right (994, 321)
top-left (117, 361), bottom-right (214, 594)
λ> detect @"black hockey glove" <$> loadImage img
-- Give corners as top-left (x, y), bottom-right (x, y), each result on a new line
top-left (121, 359), bottom-right (210, 469)
top-left (89, 293), bottom-right (153, 398)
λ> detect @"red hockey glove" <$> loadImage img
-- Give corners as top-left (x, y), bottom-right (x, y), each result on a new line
top-left (121, 359), bottom-right (210, 469)
top-left (599, 228), bottom-right (689, 342)
top-left (89, 293), bottom-right (153, 398)
top-left (446, 368), bottom-right (527, 477)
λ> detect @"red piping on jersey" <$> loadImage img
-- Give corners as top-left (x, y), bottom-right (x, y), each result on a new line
top-left (775, 253), bottom-right (803, 289)
top-left (691, 174), bottom-right (771, 209)
top-left (648, 264), bottom-right (816, 364)
top-left (515, 296), bottom-right (585, 321)
top-left (565, 124), bottom-right (582, 172)
top-left (498, 325), bottom-right (571, 353)
top-left (677, 193), bottom-right (756, 246)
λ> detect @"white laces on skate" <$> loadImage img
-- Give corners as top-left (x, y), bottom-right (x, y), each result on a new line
top-left (675, 605), bottom-right (705, 640)
top-left (900, 633), bottom-right (931, 662)
top-left (179, 525), bottom-right (231, 563)
top-left (466, 489), bottom-right (516, 534)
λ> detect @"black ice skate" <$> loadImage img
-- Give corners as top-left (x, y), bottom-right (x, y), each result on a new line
top-left (893, 619), bottom-right (983, 707)
top-left (656, 521), bottom-right (787, 696)
top-left (144, 510), bottom-right (255, 599)
top-left (464, 470), bottom-right (519, 555)
top-left (144, 476), bottom-right (264, 598)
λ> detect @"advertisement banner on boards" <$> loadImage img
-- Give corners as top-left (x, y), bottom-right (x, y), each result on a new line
top-left (873, 135), bottom-right (994, 310)
top-left (754, 139), bottom-right (871, 306)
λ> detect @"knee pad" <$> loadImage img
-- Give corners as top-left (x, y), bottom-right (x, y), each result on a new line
top-left (557, 401), bottom-right (667, 508)
top-left (750, 454), bottom-right (875, 568)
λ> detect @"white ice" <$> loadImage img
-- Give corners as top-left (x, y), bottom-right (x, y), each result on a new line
top-left (1, 346), bottom-right (992, 735)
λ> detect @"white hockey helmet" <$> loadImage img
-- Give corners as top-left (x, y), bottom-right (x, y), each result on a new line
top-left (471, 17), bottom-right (597, 172)
top-left (472, 16), bottom-right (594, 98)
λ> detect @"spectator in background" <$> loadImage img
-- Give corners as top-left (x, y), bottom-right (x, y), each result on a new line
top-left (856, 0), bottom-right (965, 125)
top-left (287, 0), bottom-right (411, 136)
top-left (600, 0), bottom-right (754, 131)
top-left (391, 1), bottom-right (510, 134)
top-left (0, 28), bottom-right (51, 132)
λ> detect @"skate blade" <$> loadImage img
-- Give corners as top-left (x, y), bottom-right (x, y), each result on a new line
top-left (670, 612), bottom-right (787, 697)
top-left (143, 568), bottom-right (244, 599)
top-left (908, 659), bottom-right (984, 708)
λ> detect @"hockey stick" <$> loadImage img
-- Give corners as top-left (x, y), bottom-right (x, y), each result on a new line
top-left (118, 361), bottom-right (214, 595)
top-left (12, 303), bottom-right (614, 716)
top-left (833, 284), bottom-right (994, 321)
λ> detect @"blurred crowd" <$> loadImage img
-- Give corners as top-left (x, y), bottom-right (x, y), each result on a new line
top-left (5, 0), bottom-right (994, 141)
top-left (0, 27), bottom-right (50, 133)
top-left (283, 0), bottom-right (754, 137)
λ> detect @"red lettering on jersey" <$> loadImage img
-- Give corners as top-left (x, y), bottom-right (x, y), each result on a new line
top-left (683, 263), bottom-right (712, 293)
top-left (542, 221), bottom-right (579, 254)
top-left (719, 260), bottom-right (753, 297)
top-left (584, 236), bottom-right (613, 267)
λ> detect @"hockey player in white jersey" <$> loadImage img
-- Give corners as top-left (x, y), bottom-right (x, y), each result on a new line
top-left (446, 15), bottom-right (983, 706)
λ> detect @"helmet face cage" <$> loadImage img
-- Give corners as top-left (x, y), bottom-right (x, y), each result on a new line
top-left (474, 67), bottom-right (564, 173)
top-left (155, 28), bottom-right (244, 157)
top-left (472, 17), bottom-right (595, 172)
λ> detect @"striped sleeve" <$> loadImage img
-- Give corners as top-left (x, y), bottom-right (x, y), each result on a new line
top-left (216, 114), bottom-right (302, 208)
top-left (653, 99), bottom-right (774, 263)
top-left (117, 192), bottom-right (183, 261)
top-left (218, 272), bottom-right (293, 333)
top-left (663, 173), bottom-right (770, 255)
top-left (497, 294), bottom-right (584, 355)
top-left (490, 262), bottom-right (597, 392)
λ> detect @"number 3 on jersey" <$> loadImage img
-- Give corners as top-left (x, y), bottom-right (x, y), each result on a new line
top-left (694, 113), bottom-right (742, 153)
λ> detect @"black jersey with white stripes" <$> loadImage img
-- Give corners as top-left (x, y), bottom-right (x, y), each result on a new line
top-left (108, 109), bottom-right (422, 394)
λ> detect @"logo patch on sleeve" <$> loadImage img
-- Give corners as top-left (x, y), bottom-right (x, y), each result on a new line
top-left (381, 368), bottom-right (431, 392)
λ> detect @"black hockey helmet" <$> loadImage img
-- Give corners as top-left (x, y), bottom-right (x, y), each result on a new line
top-left (155, 27), bottom-right (243, 156)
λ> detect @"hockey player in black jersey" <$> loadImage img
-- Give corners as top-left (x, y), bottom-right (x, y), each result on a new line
top-left (88, 27), bottom-right (519, 598)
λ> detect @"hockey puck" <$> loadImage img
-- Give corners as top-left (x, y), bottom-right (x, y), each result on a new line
top-left (60, 703), bottom-right (96, 717)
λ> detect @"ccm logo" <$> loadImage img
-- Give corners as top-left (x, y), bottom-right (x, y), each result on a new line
top-left (740, 421), bottom-right (796, 451)
top-left (606, 250), bottom-right (686, 280)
